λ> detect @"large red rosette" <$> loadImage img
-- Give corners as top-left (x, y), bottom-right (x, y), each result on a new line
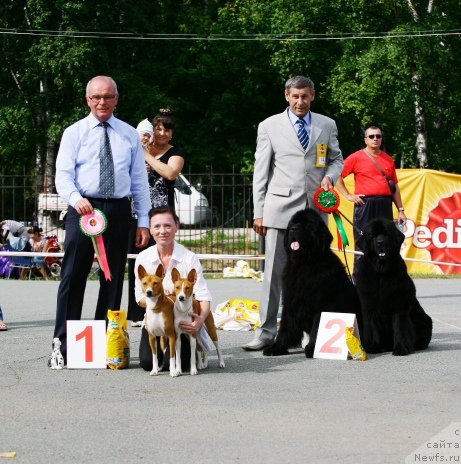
top-left (313, 188), bottom-right (349, 249)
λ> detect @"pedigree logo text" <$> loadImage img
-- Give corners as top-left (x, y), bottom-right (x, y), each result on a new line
top-left (403, 192), bottom-right (461, 274)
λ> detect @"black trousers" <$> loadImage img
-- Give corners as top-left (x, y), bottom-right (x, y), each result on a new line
top-left (353, 195), bottom-right (393, 277)
top-left (127, 219), bottom-right (154, 322)
top-left (53, 197), bottom-right (131, 359)
top-left (139, 326), bottom-right (191, 372)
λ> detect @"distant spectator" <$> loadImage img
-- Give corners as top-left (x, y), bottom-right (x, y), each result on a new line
top-left (2, 219), bottom-right (32, 279)
top-left (0, 305), bottom-right (7, 331)
top-left (28, 226), bottom-right (49, 280)
top-left (1, 220), bottom-right (29, 240)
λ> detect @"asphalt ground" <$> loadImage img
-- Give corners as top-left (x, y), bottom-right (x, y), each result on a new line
top-left (0, 277), bottom-right (460, 464)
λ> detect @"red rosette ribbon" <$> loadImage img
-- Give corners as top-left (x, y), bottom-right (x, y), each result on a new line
top-left (79, 209), bottom-right (112, 281)
top-left (313, 188), bottom-right (349, 249)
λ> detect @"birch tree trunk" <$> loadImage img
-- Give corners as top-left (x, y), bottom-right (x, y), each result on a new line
top-left (412, 70), bottom-right (428, 168)
top-left (405, 0), bottom-right (430, 168)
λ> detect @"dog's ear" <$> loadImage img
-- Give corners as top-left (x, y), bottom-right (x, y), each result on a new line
top-left (391, 222), bottom-right (406, 248)
top-left (155, 264), bottom-right (164, 278)
top-left (187, 268), bottom-right (197, 284)
top-left (138, 265), bottom-right (147, 279)
top-left (356, 231), bottom-right (367, 254)
top-left (171, 268), bottom-right (180, 282)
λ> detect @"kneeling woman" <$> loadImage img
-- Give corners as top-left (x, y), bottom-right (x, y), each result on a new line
top-left (134, 207), bottom-right (211, 372)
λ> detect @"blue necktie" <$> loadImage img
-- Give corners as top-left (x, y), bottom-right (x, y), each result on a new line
top-left (99, 122), bottom-right (115, 197)
top-left (296, 118), bottom-right (309, 150)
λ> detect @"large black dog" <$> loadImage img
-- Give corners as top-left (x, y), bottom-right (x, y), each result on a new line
top-left (263, 208), bottom-right (361, 358)
top-left (355, 218), bottom-right (432, 356)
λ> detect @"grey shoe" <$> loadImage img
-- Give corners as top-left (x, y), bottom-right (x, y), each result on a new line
top-left (242, 338), bottom-right (273, 351)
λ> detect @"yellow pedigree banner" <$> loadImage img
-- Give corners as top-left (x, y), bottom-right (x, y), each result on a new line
top-left (329, 169), bottom-right (461, 275)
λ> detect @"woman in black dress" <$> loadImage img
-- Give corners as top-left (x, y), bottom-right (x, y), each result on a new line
top-left (128, 108), bottom-right (185, 324)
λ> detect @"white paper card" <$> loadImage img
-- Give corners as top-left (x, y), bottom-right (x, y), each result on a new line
top-left (314, 312), bottom-right (358, 360)
top-left (67, 320), bottom-right (107, 369)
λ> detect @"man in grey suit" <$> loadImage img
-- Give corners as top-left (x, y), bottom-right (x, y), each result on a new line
top-left (243, 75), bottom-right (344, 351)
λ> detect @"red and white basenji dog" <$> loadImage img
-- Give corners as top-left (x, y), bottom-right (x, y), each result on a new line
top-left (138, 263), bottom-right (178, 377)
top-left (171, 267), bottom-right (225, 375)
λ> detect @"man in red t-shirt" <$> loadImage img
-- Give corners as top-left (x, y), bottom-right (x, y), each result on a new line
top-left (336, 125), bottom-right (406, 271)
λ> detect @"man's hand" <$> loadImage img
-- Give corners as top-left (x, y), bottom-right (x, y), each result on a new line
top-left (253, 218), bottom-right (267, 237)
top-left (74, 199), bottom-right (94, 215)
top-left (345, 193), bottom-right (365, 205)
top-left (398, 210), bottom-right (407, 224)
top-left (179, 312), bottom-right (204, 336)
top-left (320, 176), bottom-right (333, 191)
top-left (135, 227), bottom-right (150, 248)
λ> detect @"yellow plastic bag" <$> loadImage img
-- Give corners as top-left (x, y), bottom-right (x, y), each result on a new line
top-left (345, 326), bottom-right (367, 361)
top-left (107, 310), bottom-right (130, 369)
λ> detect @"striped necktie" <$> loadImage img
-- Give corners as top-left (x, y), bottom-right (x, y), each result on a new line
top-left (99, 122), bottom-right (115, 197)
top-left (296, 118), bottom-right (309, 150)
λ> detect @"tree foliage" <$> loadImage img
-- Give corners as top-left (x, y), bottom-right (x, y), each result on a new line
top-left (1, 0), bottom-right (460, 180)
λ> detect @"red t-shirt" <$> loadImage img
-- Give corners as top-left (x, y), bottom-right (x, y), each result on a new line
top-left (341, 149), bottom-right (398, 196)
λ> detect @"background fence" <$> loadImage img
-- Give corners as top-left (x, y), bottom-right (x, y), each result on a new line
top-left (0, 167), bottom-right (262, 274)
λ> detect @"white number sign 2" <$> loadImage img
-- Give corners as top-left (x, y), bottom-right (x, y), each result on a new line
top-left (314, 312), bottom-right (359, 360)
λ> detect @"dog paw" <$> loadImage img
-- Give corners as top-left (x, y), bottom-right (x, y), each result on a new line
top-left (150, 369), bottom-right (159, 376)
top-left (219, 360), bottom-right (226, 368)
top-left (190, 368), bottom-right (198, 376)
top-left (304, 346), bottom-right (314, 358)
top-left (263, 345), bottom-right (288, 356)
top-left (392, 346), bottom-right (411, 356)
top-left (170, 369), bottom-right (181, 377)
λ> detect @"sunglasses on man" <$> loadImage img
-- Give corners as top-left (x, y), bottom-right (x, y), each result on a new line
top-left (367, 134), bottom-right (382, 139)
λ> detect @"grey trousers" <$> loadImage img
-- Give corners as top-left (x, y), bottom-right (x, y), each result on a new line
top-left (254, 228), bottom-right (287, 343)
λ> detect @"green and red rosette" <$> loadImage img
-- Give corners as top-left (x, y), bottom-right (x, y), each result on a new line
top-left (79, 209), bottom-right (112, 281)
top-left (314, 188), bottom-right (349, 249)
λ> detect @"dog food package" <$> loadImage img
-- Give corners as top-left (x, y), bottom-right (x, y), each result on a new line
top-left (345, 327), bottom-right (367, 361)
top-left (106, 310), bottom-right (130, 369)
top-left (213, 299), bottom-right (260, 331)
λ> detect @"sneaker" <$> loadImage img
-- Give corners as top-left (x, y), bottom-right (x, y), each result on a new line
top-left (49, 338), bottom-right (65, 369)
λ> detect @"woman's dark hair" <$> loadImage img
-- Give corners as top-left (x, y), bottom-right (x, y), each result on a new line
top-left (28, 226), bottom-right (42, 235)
top-left (152, 107), bottom-right (175, 130)
top-left (149, 207), bottom-right (179, 225)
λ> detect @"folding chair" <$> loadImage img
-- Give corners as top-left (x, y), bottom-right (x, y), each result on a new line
top-left (7, 236), bottom-right (33, 279)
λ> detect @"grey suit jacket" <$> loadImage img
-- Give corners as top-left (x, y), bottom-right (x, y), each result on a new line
top-left (253, 109), bottom-right (344, 229)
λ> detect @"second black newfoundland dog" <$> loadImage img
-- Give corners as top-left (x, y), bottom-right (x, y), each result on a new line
top-left (355, 218), bottom-right (432, 356)
top-left (263, 208), bottom-right (361, 358)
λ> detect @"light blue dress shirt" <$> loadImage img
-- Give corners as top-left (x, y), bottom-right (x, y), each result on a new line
top-left (55, 113), bottom-right (151, 228)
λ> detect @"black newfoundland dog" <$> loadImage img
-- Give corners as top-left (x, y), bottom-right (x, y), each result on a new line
top-left (355, 218), bottom-right (432, 356)
top-left (263, 208), bottom-right (361, 358)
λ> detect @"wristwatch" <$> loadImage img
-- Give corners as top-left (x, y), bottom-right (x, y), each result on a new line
top-left (398, 207), bottom-right (405, 212)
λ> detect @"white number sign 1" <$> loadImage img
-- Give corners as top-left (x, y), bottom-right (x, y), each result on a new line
top-left (67, 320), bottom-right (107, 369)
top-left (313, 312), bottom-right (359, 360)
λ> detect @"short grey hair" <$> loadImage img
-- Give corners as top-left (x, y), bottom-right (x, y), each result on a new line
top-left (86, 76), bottom-right (118, 96)
top-left (285, 75), bottom-right (315, 91)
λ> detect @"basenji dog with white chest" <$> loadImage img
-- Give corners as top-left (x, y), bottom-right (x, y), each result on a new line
top-left (138, 263), bottom-right (178, 377)
top-left (171, 267), bottom-right (225, 375)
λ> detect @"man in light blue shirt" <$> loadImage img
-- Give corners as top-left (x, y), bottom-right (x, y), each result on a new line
top-left (50, 75), bottom-right (151, 366)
